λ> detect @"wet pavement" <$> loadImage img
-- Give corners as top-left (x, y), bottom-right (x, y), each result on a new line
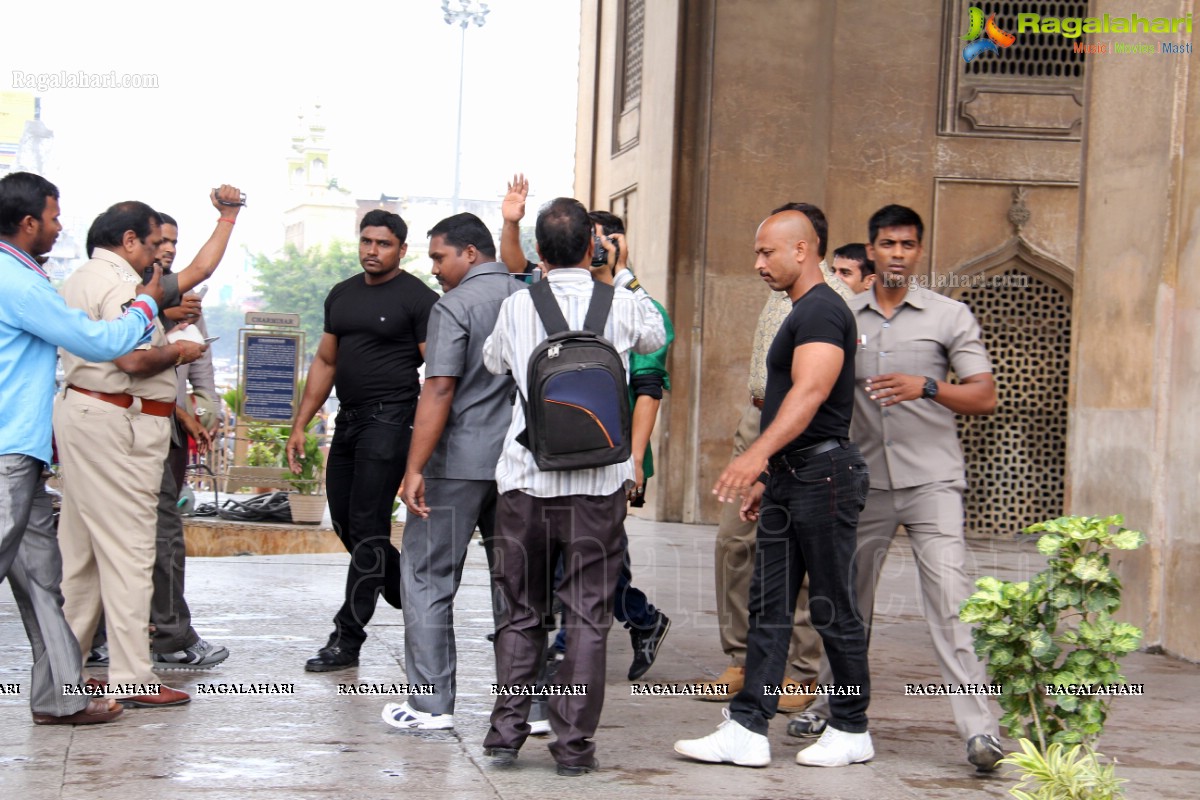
top-left (1, 518), bottom-right (1197, 799)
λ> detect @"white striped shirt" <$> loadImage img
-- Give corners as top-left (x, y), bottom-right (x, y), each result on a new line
top-left (483, 267), bottom-right (667, 498)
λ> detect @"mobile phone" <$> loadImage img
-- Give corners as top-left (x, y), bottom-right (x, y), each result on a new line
top-left (204, 336), bottom-right (220, 344)
top-left (195, 285), bottom-right (209, 299)
top-left (141, 266), bottom-right (155, 284)
top-left (213, 189), bottom-right (248, 207)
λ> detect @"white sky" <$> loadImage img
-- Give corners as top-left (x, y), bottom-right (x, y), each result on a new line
top-left (5, 0), bottom-right (582, 275)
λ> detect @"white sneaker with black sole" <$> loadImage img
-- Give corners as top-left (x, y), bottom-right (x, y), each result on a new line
top-left (381, 701), bottom-right (454, 731)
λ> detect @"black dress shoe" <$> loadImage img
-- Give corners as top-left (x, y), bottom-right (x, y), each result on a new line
top-left (556, 758), bottom-right (599, 777)
top-left (627, 610), bottom-right (671, 680)
top-left (305, 646), bottom-right (359, 672)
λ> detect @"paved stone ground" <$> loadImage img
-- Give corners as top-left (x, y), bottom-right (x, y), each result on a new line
top-left (1, 518), bottom-right (1196, 799)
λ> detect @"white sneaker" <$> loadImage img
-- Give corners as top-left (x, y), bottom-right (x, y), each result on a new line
top-left (795, 725), bottom-right (874, 767)
top-left (673, 709), bottom-right (770, 767)
top-left (381, 701), bottom-right (454, 731)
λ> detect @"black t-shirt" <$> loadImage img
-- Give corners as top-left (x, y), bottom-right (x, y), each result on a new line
top-left (760, 282), bottom-right (857, 453)
top-left (324, 271), bottom-right (439, 406)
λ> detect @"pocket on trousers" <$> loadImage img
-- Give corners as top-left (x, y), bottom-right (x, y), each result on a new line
top-left (850, 462), bottom-right (870, 510)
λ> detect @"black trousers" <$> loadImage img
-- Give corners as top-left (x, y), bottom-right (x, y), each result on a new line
top-left (323, 400), bottom-right (414, 652)
top-left (729, 442), bottom-right (872, 735)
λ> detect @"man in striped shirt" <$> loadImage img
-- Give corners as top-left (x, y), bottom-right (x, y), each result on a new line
top-left (481, 197), bottom-right (665, 777)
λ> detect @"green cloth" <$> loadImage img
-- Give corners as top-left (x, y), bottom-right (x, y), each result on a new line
top-left (630, 298), bottom-right (674, 479)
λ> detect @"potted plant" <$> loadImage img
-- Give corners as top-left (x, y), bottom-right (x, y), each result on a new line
top-left (959, 514), bottom-right (1145, 799)
top-left (286, 420), bottom-right (326, 525)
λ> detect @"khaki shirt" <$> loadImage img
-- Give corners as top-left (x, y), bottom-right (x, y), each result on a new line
top-left (849, 285), bottom-right (992, 490)
top-left (60, 250), bottom-right (176, 402)
top-left (748, 260), bottom-right (854, 399)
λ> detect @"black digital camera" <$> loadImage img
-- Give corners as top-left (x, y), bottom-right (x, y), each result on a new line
top-left (591, 235), bottom-right (618, 267)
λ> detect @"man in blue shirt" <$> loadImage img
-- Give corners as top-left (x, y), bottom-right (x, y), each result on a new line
top-left (0, 171), bottom-right (163, 725)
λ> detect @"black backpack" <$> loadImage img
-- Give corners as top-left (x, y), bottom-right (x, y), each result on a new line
top-left (515, 279), bottom-right (631, 471)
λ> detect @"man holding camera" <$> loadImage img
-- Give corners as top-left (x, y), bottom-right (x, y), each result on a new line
top-left (482, 197), bottom-right (665, 776)
top-left (56, 200), bottom-right (212, 708)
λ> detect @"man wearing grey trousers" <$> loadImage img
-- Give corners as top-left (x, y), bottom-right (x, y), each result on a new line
top-left (0, 171), bottom-right (163, 724)
top-left (387, 212), bottom-right (520, 731)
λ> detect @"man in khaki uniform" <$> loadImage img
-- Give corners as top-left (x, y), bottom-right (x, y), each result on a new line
top-left (788, 204), bottom-right (1003, 772)
top-left (55, 201), bottom-right (208, 708)
top-left (702, 203), bottom-right (853, 712)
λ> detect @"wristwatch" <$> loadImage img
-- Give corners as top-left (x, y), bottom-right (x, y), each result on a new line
top-left (922, 377), bottom-right (939, 399)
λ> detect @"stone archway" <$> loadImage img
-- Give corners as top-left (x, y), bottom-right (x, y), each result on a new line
top-left (947, 240), bottom-right (1073, 537)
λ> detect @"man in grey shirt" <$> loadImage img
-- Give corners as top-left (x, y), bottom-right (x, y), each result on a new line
top-left (388, 213), bottom-right (521, 731)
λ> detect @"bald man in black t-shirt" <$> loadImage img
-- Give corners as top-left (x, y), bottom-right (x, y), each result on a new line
top-left (287, 210), bottom-right (438, 672)
top-left (675, 205), bottom-right (873, 769)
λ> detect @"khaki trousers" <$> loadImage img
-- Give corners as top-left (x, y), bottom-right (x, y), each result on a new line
top-left (55, 390), bottom-right (169, 688)
top-left (714, 403), bottom-right (821, 681)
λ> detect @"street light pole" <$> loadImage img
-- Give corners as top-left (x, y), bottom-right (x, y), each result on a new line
top-left (442, 0), bottom-right (489, 214)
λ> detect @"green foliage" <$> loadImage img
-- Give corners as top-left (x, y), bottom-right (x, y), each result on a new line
top-left (245, 423), bottom-right (287, 468)
top-left (252, 241), bottom-right (361, 360)
top-left (1000, 738), bottom-right (1126, 800)
top-left (221, 384), bottom-right (244, 417)
top-left (959, 515), bottom-right (1145, 752)
top-left (287, 419), bottom-right (325, 495)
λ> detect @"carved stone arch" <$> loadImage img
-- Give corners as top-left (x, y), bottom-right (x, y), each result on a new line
top-left (947, 237), bottom-right (1074, 537)
top-left (942, 235), bottom-right (1074, 301)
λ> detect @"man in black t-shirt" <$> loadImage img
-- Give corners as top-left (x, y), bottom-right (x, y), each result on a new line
top-left (675, 205), bottom-right (873, 769)
top-left (287, 209), bottom-right (438, 672)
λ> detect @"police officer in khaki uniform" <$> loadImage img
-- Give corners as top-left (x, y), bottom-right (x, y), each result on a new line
top-left (54, 199), bottom-right (218, 707)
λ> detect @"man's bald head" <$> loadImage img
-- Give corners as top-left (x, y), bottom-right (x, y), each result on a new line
top-left (754, 202), bottom-right (829, 300)
top-left (770, 201), bottom-right (828, 257)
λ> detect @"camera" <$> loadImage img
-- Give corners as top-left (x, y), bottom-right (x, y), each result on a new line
top-left (213, 189), bottom-right (248, 207)
top-left (591, 235), bottom-right (618, 267)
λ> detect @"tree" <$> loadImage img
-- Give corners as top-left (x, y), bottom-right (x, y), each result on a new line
top-left (253, 241), bottom-right (360, 361)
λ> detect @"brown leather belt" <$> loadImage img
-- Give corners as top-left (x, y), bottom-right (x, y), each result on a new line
top-left (68, 385), bottom-right (175, 418)
top-left (750, 396), bottom-right (764, 409)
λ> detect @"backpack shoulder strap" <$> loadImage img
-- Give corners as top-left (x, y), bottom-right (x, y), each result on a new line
top-left (583, 281), bottom-right (614, 336)
top-left (528, 278), bottom-right (569, 335)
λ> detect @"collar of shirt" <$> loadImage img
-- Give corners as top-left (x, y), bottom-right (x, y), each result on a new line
top-left (0, 240), bottom-right (49, 280)
top-left (458, 260), bottom-right (510, 285)
top-left (90, 249), bottom-right (141, 282)
top-left (858, 284), bottom-right (930, 317)
top-left (545, 267), bottom-right (592, 285)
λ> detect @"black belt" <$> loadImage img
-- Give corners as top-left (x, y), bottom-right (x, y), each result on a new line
top-left (337, 399), bottom-right (413, 420)
top-left (768, 438), bottom-right (848, 472)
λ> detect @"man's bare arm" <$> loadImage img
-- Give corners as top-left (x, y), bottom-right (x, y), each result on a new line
top-left (114, 341), bottom-right (205, 378)
top-left (286, 333), bottom-right (337, 473)
top-left (400, 376), bottom-right (458, 518)
top-left (500, 173), bottom-right (530, 273)
top-left (173, 185), bottom-right (244, 294)
top-left (713, 342), bottom-right (844, 502)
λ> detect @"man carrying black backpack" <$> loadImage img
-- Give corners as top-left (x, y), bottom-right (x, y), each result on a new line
top-left (481, 197), bottom-right (666, 777)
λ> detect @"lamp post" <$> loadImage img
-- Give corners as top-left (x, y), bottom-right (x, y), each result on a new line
top-left (442, 0), bottom-right (489, 214)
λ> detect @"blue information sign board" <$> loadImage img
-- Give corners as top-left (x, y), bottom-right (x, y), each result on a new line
top-left (241, 332), bottom-right (301, 422)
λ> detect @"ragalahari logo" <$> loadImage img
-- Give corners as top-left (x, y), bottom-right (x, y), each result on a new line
top-left (961, 7), bottom-right (1016, 62)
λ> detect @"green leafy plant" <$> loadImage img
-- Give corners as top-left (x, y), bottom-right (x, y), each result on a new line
top-left (959, 515), bottom-right (1146, 752)
top-left (287, 419), bottom-right (325, 495)
top-left (245, 423), bottom-right (287, 468)
top-left (1000, 738), bottom-right (1126, 800)
top-left (221, 383), bottom-right (245, 417)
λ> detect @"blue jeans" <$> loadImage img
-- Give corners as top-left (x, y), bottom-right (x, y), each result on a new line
top-left (324, 400), bottom-right (414, 652)
top-left (729, 442), bottom-right (871, 735)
